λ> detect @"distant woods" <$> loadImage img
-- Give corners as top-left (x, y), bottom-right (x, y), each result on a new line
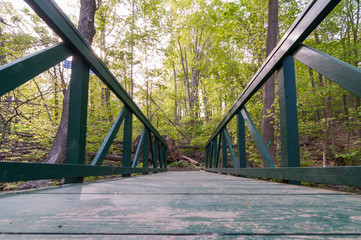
top-left (0, 0), bottom-right (360, 169)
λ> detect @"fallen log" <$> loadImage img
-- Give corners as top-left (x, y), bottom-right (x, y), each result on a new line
top-left (178, 145), bottom-right (203, 149)
top-left (87, 152), bottom-right (122, 162)
top-left (181, 155), bottom-right (199, 166)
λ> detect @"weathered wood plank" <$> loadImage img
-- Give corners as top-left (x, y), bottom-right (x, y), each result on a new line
top-left (0, 171), bottom-right (360, 239)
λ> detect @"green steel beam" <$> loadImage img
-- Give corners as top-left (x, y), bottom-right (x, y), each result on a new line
top-left (0, 43), bottom-right (72, 97)
top-left (143, 128), bottom-right (150, 171)
top-left (65, 56), bottom-right (90, 184)
top-left (149, 133), bottom-right (155, 167)
top-left (0, 162), bottom-right (166, 183)
top-left (24, 0), bottom-right (167, 147)
top-left (240, 108), bottom-right (275, 168)
top-left (131, 128), bottom-right (145, 168)
top-left (208, 146), bottom-right (211, 168)
top-left (91, 107), bottom-right (127, 166)
top-left (205, 0), bottom-right (340, 146)
top-left (122, 108), bottom-right (133, 177)
top-left (224, 128), bottom-right (239, 168)
top-left (222, 129), bottom-right (228, 168)
top-left (212, 138), bottom-right (217, 168)
top-left (293, 44), bottom-right (361, 98)
top-left (205, 146), bottom-right (208, 168)
top-left (205, 145), bottom-right (210, 168)
top-left (215, 134), bottom-right (221, 168)
top-left (278, 56), bottom-right (300, 168)
top-left (164, 145), bottom-right (167, 168)
top-left (159, 144), bottom-right (164, 169)
top-left (237, 110), bottom-right (247, 168)
top-left (153, 138), bottom-right (159, 168)
top-left (205, 167), bottom-right (361, 187)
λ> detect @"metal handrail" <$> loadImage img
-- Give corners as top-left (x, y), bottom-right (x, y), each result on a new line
top-left (0, 0), bottom-right (167, 183)
top-left (204, 0), bottom-right (361, 187)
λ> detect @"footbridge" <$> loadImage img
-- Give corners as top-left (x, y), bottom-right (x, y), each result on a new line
top-left (0, 0), bottom-right (360, 238)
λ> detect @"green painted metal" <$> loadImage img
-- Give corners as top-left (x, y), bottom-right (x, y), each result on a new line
top-left (153, 138), bottom-right (159, 168)
top-left (205, 0), bottom-right (340, 147)
top-left (0, 43), bottom-right (72, 97)
top-left (65, 56), bottom-right (90, 184)
top-left (205, 146), bottom-right (208, 168)
top-left (143, 128), bottom-right (150, 170)
top-left (122, 108), bottom-right (133, 177)
top-left (149, 133), bottom-right (155, 167)
top-left (0, 162), bottom-right (166, 182)
top-left (131, 128), bottom-right (145, 168)
top-left (224, 128), bottom-right (239, 168)
top-left (205, 166), bottom-right (361, 187)
top-left (205, 145), bottom-right (211, 168)
top-left (91, 107), bottom-right (127, 166)
top-left (237, 110), bottom-right (247, 168)
top-left (159, 144), bottom-right (164, 169)
top-left (293, 44), bottom-right (361, 98)
top-left (222, 129), bottom-right (228, 168)
top-left (208, 145), bottom-right (211, 168)
top-left (278, 56), bottom-right (300, 168)
top-left (164, 145), bottom-right (167, 168)
top-left (240, 108), bottom-right (275, 168)
top-left (212, 138), bottom-right (217, 168)
top-left (25, 0), bottom-right (167, 147)
top-left (215, 134), bottom-right (221, 168)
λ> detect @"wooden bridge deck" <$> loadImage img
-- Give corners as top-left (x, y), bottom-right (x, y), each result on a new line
top-left (0, 171), bottom-right (361, 239)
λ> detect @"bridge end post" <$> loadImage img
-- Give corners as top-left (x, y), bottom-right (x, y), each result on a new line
top-left (122, 108), bottom-right (133, 177)
top-left (279, 56), bottom-right (300, 185)
top-left (65, 56), bottom-right (90, 184)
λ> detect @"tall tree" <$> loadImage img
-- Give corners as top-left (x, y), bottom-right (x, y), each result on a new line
top-left (261, 0), bottom-right (278, 162)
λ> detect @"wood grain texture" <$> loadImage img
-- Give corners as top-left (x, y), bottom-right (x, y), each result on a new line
top-left (0, 171), bottom-right (360, 239)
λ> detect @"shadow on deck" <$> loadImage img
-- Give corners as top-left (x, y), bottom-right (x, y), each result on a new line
top-left (1, 171), bottom-right (361, 239)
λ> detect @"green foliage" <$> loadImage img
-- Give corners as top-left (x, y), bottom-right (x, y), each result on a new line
top-left (0, 0), bottom-right (360, 171)
top-left (168, 160), bottom-right (188, 168)
top-left (336, 142), bottom-right (361, 166)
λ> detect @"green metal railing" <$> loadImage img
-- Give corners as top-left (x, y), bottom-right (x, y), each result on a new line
top-left (204, 0), bottom-right (361, 187)
top-left (0, 0), bottom-right (167, 183)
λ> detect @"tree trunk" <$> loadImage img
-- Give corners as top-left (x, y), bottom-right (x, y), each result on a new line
top-left (19, 0), bottom-right (97, 190)
top-left (357, 97), bottom-right (361, 138)
top-left (308, 67), bottom-right (320, 122)
top-left (130, 0), bottom-right (135, 98)
top-left (173, 62), bottom-right (178, 126)
top-left (261, 0), bottom-right (278, 163)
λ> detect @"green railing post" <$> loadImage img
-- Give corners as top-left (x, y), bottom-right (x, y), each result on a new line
top-left (222, 129), bottom-right (228, 168)
top-left (159, 144), bottom-right (164, 169)
top-left (208, 145), bottom-right (211, 168)
top-left (279, 56), bottom-right (300, 184)
top-left (205, 145), bottom-right (210, 168)
top-left (237, 110), bottom-right (247, 168)
top-left (143, 128), bottom-right (149, 173)
top-left (153, 138), bottom-right (159, 168)
top-left (205, 146), bottom-right (208, 168)
top-left (65, 56), bottom-right (90, 184)
top-left (208, 145), bottom-right (212, 168)
top-left (122, 108), bottom-right (133, 177)
top-left (213, 136), bottom-right (218, 168)
top-left (164, 146), bottom-right (167, 168)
